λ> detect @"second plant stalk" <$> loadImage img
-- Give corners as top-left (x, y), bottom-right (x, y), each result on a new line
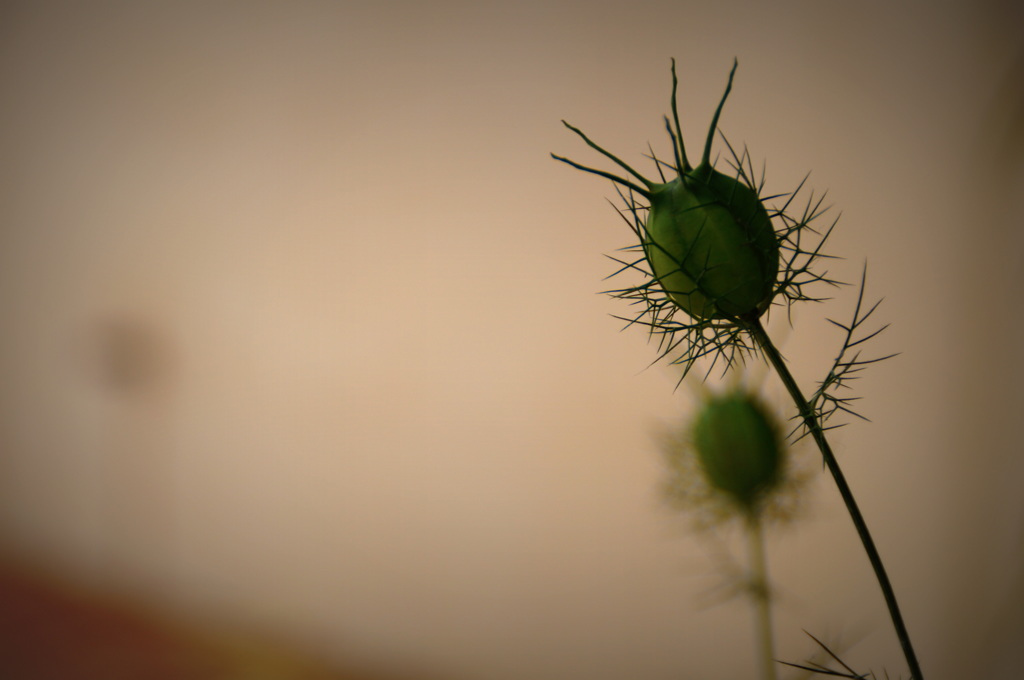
top-left (553, 58), bottom-right (923, 680)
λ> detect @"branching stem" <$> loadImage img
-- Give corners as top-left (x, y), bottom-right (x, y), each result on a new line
top-left (742, 315), bottom-right (923, 680)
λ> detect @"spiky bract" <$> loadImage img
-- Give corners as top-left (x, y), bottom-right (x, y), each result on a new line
top-left (553, 59), bottom-right (843, 379)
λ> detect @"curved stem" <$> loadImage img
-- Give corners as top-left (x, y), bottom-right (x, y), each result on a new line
top-left (746, 513), bottom-right (777, 680)
top-left (743, 316), bottom-right (924, 680)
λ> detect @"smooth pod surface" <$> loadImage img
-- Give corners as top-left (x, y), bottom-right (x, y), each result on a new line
top-left (645, 166), bottom-right (778, 320)
top-left (692, 392), bottom-right (782, 509)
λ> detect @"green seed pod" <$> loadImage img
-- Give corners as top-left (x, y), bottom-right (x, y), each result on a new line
top-left (644, 155), bottom-right (778, 320)
top-left (692, 391), bottom-right (782, 510)
top-left (553, 59), bottom-right (779, 321)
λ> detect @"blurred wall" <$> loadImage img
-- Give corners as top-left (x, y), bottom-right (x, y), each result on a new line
top-left (1, 1), bottom-right (1022, 678)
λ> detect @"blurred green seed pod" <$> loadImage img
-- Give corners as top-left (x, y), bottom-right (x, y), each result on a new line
top-left (692, 391), bottom-right (782, 511)
top-left (553, 59), bottom-right (779, 322)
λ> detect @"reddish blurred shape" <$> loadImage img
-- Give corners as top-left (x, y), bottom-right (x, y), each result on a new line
top-left (0, 557), bottom-right (421, 680)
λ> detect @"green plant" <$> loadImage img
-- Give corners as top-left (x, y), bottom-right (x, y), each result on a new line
top-left (662, 387), bottom-right (792, 680)
top-left (553, 59), bottom-right (923, 680)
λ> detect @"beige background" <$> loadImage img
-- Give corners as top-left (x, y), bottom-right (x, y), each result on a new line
top-left (1, 1), bottom-right (1022, 678)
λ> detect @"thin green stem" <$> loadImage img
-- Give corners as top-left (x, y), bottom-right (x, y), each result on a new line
top-left (742, 315), bottom-right (924, 680)
top-left (746, 513), bottom-right (777, 680)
